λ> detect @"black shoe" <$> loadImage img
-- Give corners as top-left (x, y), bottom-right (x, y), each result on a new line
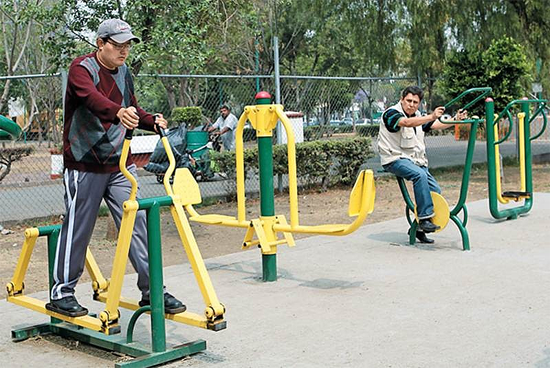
top-left (45, 295), bottom-right (88, 317)
top-left (139, 292), bottom-right (187, 314)
top-left (408, 229), bottom-right (434, 244)
top-left (419, 219), bottom-right (440, 233)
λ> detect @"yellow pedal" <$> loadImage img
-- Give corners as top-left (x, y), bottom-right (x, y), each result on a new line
top-left (415, 192), bottom-right (450, 232)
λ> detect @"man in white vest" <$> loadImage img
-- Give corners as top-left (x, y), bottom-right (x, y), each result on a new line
top-left (208, 105), bottom-right (237, 151)
top-left (378, 86), bottom-right (467, 243)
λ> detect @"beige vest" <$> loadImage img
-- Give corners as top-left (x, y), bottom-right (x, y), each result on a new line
top-left (377, 102), bottom-right (429, 167)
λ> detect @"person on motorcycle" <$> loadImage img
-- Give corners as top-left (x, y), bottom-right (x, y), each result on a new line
top-left (208, 105), bottom-right (237, 151)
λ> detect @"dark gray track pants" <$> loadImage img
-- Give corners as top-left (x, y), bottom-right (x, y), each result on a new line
top-left (51, 165), bottom-right (150, 300)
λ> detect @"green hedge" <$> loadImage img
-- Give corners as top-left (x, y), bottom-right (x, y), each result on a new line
top-left (171, 106), bottom-right (202, 128)
top-left (211, 137), bottom-right (374, 190)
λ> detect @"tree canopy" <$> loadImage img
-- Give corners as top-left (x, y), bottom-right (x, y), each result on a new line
top-left (1, 0), bottom-right (550, 111)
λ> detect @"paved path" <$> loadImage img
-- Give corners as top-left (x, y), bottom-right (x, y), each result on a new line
top-left (1, 193), bottom-right (549, 367)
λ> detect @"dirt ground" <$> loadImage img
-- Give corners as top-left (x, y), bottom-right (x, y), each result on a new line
top-left (1, 163), bottom-right (549, 300)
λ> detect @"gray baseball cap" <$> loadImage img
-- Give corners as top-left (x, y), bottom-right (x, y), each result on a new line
top-left (97, 19), bottom-right (140, 43)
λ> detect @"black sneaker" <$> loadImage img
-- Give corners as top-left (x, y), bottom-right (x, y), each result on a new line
top-left (408, 229), bottom-right (435, 244)
top-left (419, 219), bottom-right (440, 233)
top-left (45, 295), bottom-right (88, 317)
top-left (139, 292), bottom-right (186, 314)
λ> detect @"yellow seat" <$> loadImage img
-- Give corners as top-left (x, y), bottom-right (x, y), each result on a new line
top-left (173, 168), bottom-right (203, 205)
top-left (273, 169), bottom-right (376, 235)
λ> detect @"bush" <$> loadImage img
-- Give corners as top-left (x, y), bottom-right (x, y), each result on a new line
top-left (441, 36), bottom-right (530, 114)
top-left (171, 106), bottom-right (202, 128)
top-left (211, 137), bottom-right (374, 191)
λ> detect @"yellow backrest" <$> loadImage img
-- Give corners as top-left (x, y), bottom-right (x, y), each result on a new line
top-left (173, 168), bottom-right (203, 205)
top-left (348, 170), bottom-right (375, 217)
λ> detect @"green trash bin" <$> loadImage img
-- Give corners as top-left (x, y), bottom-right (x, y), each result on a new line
top-left (186, 131), bottom-right (209, 158)
top-left (186, 130), bottom-right (214, 180)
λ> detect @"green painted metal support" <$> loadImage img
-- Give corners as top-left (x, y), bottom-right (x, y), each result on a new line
top-left (523, 101), bottom-right (534, 215)
top-left (45, 226), bottom-right (62, 324)
top-left (127, 306), bottom-right (151, 343)
top-left (12, 321), bottom-right (206, 367)
top-left (256, 93), bottom-right (278, 282)
top-left (115, 340), bottom-right (207, 368)
top-left (485, 98), bottom-right (547, 220)
top-left (138, 196), bottom-right (173, 210)
top-left (258, 137), bottom-right (275, 217)
top-left (259, 136), bottom-right (277, 282)
top-left (145, 201), bottom-right (167, 353)
top-left (262, 254), bottom-right (277, 282)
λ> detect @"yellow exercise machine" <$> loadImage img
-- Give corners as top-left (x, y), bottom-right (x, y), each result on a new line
top-left (6, 127), bottom-right (225, 367)
top-left (177, 91), bottom-right (375, 281)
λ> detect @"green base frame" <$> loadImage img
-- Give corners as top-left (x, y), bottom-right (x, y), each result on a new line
top-left (12, 322), bottom-right (206, 368)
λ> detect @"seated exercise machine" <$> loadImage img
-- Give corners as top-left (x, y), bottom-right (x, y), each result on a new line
top-left (395, 87), bottom-right (492, 251)
top-left (176, 91), bottom-right (376, 281)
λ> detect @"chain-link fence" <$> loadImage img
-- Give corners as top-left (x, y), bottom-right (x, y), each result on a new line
top-left (1, 73), bottom-right (550, 223)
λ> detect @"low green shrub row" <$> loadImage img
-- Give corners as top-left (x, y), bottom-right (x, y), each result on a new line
top-left (211, 137), bottom-right (374, 189)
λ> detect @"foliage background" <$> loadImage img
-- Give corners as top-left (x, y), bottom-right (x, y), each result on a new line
top-left (1, 0), bottom-right (549, 118)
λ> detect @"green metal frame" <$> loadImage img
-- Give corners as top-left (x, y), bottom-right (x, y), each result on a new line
top-left (11, 198), bottom-right (207, 367)
top-left (485, 98), bottom-right (548, 220)
top-left (396, 87), bottom-right (492, 251)
top-left (11, 204), bottom-right (206, 367)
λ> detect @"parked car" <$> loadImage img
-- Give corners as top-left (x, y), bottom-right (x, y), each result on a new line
top-left (355, 118), bottom-right (371, 125)
top-left (341, 117), bottom-right (353, 125)
top-left (329, 119), bottom-right (341, 126)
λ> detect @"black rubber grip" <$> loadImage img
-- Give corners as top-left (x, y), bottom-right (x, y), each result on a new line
top-left (125, 128), bottom-right (134, 139)
top-left (154, 114), bottom-right (165, 137)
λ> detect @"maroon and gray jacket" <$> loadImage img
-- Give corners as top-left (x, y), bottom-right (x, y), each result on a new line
top-left (63, 51), bottom-right (155, 173)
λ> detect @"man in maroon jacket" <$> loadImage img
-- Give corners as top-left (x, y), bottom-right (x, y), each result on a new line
top-left (46, 19), bottom-right (185, 317)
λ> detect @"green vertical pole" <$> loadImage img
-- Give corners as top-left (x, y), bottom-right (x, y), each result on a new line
top-left (256, 92), bottom-right (277, 282)
top-left (146, 202), bottom-right (167, 353)
top-left (536, 58), bottom-right (543, 100)
top-left (259, 135), bottom-right (276, 282)
top-left (522, 101), bottom-right (534, 213)
top-left (45, 226), bottom-right (62, 324)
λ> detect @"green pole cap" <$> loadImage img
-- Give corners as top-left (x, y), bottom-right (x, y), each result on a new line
top-left (255, 91), bottom-right (272, 105)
